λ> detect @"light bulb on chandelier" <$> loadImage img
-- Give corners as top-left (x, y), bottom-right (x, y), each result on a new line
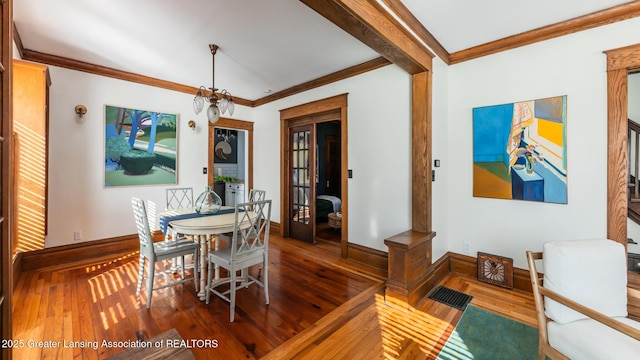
top-left (193, 44), bottom-right (235, 124)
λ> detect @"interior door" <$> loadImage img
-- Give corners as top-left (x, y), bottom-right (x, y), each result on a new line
top-left (289, 124), bottom-right (315, 243)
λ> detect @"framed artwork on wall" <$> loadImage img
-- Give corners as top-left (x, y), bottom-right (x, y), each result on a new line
top-left (104, 105), bottom-right (178, 187)
top-left (472, 95), bottom-right (567, 204)
top-left (214, 128), bottom-right (238, 164)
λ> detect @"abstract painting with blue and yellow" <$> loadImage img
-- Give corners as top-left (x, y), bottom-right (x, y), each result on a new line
top-left (473, 96), bottom-right (567, 204)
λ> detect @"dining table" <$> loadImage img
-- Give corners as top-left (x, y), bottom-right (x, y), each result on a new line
top-left (158, 206), bottom-right (254, 300)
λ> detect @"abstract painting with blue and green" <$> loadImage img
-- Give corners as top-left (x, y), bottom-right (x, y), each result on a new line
top-left (104, 105), bottom-right (178, 187)
top-left (472, 95), bottom-right (567, 204)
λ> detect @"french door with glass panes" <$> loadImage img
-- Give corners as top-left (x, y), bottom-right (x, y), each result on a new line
top-left (289, 124), bottom-right (315, 243)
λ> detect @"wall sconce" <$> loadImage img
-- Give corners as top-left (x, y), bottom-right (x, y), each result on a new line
top-left (75, 105), bottom-right (87, 123)
top-left (188, 120), bottom-right (197, 131)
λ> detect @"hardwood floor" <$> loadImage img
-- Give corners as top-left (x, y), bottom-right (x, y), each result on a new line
top-left (315, 222), bottom-right (341, 243)
top-left (12, 234), bottom-right (536, 359)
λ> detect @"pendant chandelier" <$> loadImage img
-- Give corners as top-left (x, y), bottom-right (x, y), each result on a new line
top-left (193, 44), bottom-right (234, 124)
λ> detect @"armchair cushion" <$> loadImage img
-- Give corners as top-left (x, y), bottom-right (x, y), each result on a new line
top-left (548, 317), bottom-right (640, 359)
top-left (543, 239), bottom-right (627, 324)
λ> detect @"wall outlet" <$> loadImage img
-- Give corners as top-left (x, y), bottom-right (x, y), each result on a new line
top-left (73, 231), bottom-right (82, 241)
top-left (462, 241), bottom-right (471, 254)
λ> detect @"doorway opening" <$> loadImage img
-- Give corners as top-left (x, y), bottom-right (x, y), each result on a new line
top-left (280, 94), bottom-right (348, 255)
top-left (315, 121), bottom-right (342, 243)
top-left (208, 118), bottom-right (254, 204)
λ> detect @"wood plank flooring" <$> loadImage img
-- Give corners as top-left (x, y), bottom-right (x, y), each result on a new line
top-left (12, 234), bottom-right (537, 359)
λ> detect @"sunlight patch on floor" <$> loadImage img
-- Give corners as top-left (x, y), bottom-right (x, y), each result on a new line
top-left (86, 256), bottom-right (140, 331)
top-left (434, 329), bottom-right (474, 360)
top-left (375, 293), bottom-right (456, 359)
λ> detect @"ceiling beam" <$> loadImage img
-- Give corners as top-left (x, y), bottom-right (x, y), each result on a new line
top-left (301, 0), bottom-right (434, 74)
top-left (378, 0), bottom-right (449, 64)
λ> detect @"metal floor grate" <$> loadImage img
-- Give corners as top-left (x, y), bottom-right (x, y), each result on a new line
top-left (428, 286), bottom-right (473, 311)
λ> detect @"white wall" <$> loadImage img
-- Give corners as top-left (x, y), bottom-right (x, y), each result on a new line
top-left (252, 65), bottom-right (413, 252)
top-left (46, 66), bottom-right (252, 247)
top-left (42, 16), bottom-right (640, 267)
top-left (444, 17), bottom-right (640, 269)
top-left (44, 63), bottom-right (416, 253)
top-left (431, 57), bottom-right (450, 261)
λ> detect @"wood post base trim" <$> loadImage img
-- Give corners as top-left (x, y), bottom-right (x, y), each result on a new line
top-left (385, 248), bottom-right (449, 309)
top-left (384, 230), bottom-right (437, 307)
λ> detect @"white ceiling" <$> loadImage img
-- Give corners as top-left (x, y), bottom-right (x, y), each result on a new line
top-left (13, 0), bottom-right (634, 102)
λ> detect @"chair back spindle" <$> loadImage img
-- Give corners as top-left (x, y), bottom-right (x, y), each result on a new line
top-left (249, 189), bottom-right (266, 203)
top-left (131, 197), bottom-right (154, 258)
top-left (166, 187), bottom-right (194, 210)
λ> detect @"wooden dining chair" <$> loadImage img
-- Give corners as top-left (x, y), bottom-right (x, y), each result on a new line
top-left (131, 197), bottom-right (199, 308)
top-left (205, 199), bottom-right (272, 322)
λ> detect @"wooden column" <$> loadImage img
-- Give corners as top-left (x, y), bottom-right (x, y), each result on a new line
top-left (384, 71), bottom-right (436, 308)
top-left (606, 67), bottom-right (628, 247)
top-left (299, 0), bottom-right (437, 307)
top-left (411, 71), bottom-right (431, 233)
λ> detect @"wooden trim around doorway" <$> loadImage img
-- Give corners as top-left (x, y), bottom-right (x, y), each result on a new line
top-left (207, 117), bottom-right (254, 192)
top-left (604, 43), bottom-right (640, 248)
top-left (280, 94), bottom-right (349, 256)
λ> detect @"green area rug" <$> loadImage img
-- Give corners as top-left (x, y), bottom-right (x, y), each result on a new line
top-left (436, 305), bottom-right (538, 360)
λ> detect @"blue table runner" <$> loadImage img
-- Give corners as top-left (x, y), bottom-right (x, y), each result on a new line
top-left (159, 208), bottom-right (236, 234)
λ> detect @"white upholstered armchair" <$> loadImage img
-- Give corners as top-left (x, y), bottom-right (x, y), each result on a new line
top-left (527, 239), bottom-right (640, 359)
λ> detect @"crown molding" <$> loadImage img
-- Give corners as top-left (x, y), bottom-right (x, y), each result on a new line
top-left (20, 48), bottom-right (254, 106)
top-left (449, 1), bottom-right (640, 64)
top-left (253, 57), bottom-right (391, 107)
top-left (378, 0), bottom-right (449, 65)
